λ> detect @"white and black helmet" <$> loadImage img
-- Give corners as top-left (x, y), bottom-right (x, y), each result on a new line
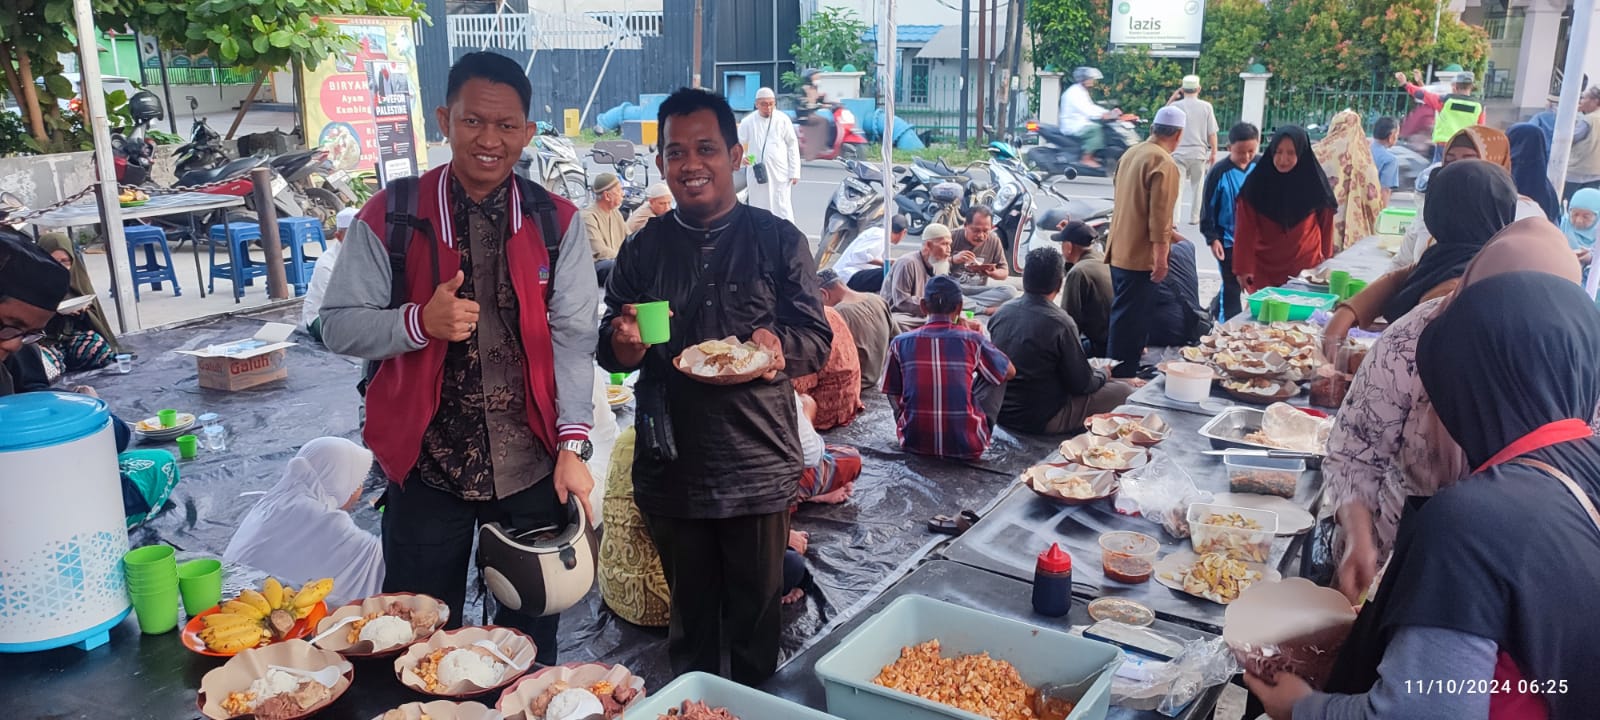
top-left (1073, 67), bottom-right (1104, 83)
top-left (476, 497), bottom-right (597, 618)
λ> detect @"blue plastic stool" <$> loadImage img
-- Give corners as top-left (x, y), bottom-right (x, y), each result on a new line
top-left (208, 222), bottom-right (264, 300)
top-left (123, 225), bottom-right (181, 300)
top-left (277, 217), bottom-right (327, 296)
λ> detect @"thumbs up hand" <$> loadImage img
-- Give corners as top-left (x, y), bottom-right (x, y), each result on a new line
top-left (421, 271), bottom-right (480, 342)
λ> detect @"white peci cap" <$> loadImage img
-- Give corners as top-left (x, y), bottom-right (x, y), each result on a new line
top-left (1153, 105), bottom-right (1187, 128)
top-left (756, 87), bottom-right (776, 100)
top-left (335, 207), bottom-right (359, 231)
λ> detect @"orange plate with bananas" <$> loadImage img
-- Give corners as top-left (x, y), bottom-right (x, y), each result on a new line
top-left (181, 602), bottom-right (328, 657)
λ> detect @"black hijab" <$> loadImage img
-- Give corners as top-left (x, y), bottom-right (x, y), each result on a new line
top-left (1382, 160), bottom-right (1518, 322)
top-left (1236, 125), bottom-right (1337, 230)
top-left (1328, 273), bottom-right (1600, 717)
top-left (1507, 122), bottom-right (1561, 223)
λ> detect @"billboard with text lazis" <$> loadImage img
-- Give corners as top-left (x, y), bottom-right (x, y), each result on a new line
top-left (300, 16), bottom-right (426, 186)
top-left (1110, 0), bottom-right (1204, 58)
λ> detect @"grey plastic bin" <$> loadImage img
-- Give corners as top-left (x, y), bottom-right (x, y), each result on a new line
top-left (813, 595), bottom-right (1122, 720)
top-left (622, 671), bottom-right (844, 719)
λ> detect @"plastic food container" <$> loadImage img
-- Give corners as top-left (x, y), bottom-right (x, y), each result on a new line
top-left (1163, 362), bottom-right (1214, 404)
top-left (1226, 455), bottom-right (1306, 498)
top-left (1375, 206), bottom-right (1416, 235)
top-left (1188, 503), bottom-right (1279, 563)
top-left (622, 671), bottom-right (840, 719)
top-left (1098, 531), bottom-right (1160, 584)
top-left (1245, 288), bottom-right (1339, 322)
top-left (813, 595), bottom-right (1120, 720)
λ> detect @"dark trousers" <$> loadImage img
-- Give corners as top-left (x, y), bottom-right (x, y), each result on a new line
top-left (641, 509), bottom-right (789, 685)
top-left (846, 268), bottom-right (885, 293)
top-left (1213, 244), bottom-right (1242, 321)
top-left (381, 477), bottom-right (564, 666)
top-left (1108, 266), bottom-right (1157, 378)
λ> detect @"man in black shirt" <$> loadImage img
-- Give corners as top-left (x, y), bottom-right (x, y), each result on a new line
top-left (989, 247), bottom-right (1134, 434)
top-left (598, 88), bottom-right (832, 684)
top-left (1146, 236), bottom-right (1212, 347)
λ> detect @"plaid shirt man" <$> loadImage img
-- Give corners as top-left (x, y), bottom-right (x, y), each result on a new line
top-left (883, 318), bottom-right (1012, 460)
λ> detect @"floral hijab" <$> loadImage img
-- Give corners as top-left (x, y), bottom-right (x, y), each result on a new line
top-left (1312, 110), bottom-right (1384, 253)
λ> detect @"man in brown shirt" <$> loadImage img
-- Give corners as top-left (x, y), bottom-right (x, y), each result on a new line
top-left (949, 205), bottom-right (1020, 313)
top-left (818, 268), bottom-right (895, 389)
top-left (1105, 104), bottom-right (1183, 377)
top-left (584, 172), bottom-right (627, 285)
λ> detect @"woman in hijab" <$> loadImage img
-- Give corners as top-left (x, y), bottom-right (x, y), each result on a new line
top-left (1321, 158), bottom-right (1524, 358)
top-left (223, 437), bottom-right (384, 605)
top-left (1508, 123), bottom-right (1562, 222)
top-left (1561, 187), bottom-right (1600, 255)
top-left (1232, 125), bottom-right (1339, 292)
top-left (1252, 271), bottom-right (1600, 719)
top-left (1392, 125), bottom-right (1515, 267)
top-left (37, 232), bottom-right (120, 371)
top-left (1322, 217), bottom-right (1584, 604)
top-left (1312, 110), bottom-right (1385, 253)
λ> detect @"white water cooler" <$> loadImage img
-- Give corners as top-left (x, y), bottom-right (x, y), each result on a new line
top-left (0, 391), bottom-right (131, 652)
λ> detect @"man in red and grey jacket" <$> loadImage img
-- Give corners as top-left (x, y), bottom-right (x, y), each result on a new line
top-left (320, 52), bottom-right (598, 666)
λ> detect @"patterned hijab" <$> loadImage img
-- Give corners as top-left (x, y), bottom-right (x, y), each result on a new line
top-left (1313, 110), bottom-right (1384, 253)
top-left (36, 231), bottom-right (119, 350)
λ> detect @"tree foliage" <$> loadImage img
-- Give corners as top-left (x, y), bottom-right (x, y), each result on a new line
top-left (1028, 0), bottom-right (1489, 118)
top-left (782, 7), bottom-right (874, 89)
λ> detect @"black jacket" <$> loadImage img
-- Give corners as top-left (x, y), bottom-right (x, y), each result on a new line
top-left (598, 205), bottom-right (832, 519)
top-left (990, 294), bottom-right (1105, 432)
top-left (1149, 239), bottom-right (1212, 346)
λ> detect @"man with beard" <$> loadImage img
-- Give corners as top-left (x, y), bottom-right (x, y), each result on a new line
top-left (881, 222), bottom-right (954, 334)
top-left (598, 87), bottom-right (832, 684)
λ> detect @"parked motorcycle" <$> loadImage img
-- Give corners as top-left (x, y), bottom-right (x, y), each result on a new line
top-left (969, 142), bottom-right (1039, 274)
top-left (109, 91), bottom-right (164, 185)
top-left (172, 97), bottom-right (230, 180)
top-left (590, 141), bottom-right (653, 216)
top-left (520, 121), bottom-right (588, 205)
top-left (814, 158), bottom-right (887, 268)
top-left (1030, 115), bottom-right (1142, 180)
top-left (892, 157), bottom-right (985, 235)
top-left (798, 104), bottom-right (869, 162)
top-left (267, 148), bottom-right (348, 228)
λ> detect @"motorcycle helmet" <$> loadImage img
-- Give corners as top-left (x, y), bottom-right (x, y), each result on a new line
top-left (476, 496), bottom-right (597, 618)
top-left (127, 90), bottom-right (164, 123)
top-left (930, 181), bottom-right (964, 204)
top-left (1072, 67), bottom-right (1104, 84)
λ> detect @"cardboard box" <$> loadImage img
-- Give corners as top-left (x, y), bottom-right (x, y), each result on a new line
top-left (176, 323), bottom-right (296, 391)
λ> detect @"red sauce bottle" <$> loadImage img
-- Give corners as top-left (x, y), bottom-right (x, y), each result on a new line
top-left (1032, 543), bottom-right (1074, 617)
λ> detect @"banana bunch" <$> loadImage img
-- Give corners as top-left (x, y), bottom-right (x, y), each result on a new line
top-left (197, 577), bottom-right (335, 653)
top-left (117, 189), bottom-right (149, 204)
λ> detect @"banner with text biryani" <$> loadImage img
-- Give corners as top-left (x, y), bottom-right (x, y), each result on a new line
top-left (299, 16), bottom-right (427, 186)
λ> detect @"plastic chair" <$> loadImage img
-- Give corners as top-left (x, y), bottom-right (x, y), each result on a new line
top-left (276, 217), bottom-right (327, 296)
top-left (123, 225), bottom-right (181, 300)
top-left (207, 222), bottom-right (264, 300)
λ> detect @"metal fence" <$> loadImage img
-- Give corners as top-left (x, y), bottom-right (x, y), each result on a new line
top-left (896, 75), bottom-right (972, 141)
top-left (448, 11), bottom-right (644, 52)
top-left (1211, 76), bottom-right (1413, 139)
top-left (139, 66), bottom-right (261, 87)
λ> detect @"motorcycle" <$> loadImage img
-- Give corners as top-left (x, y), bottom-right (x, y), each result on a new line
top-left (814, 158), bottom-right (887, 269)
top-left (1030, 115), bottom-right (1142, 180)
top-left (590, 142), bottom-right (654, 216)
top-left (109, 91), bottom-right (164, 185)
top-left (970, 142), bottom-right (1038, 274)
top-left (798, 103), bottom-right (869, 162)
top-left (173, 97), bottom-right (230, 180)
top-left (266, 147), bottom-right (348, 228)
top-left (519, 121), bottom-right (588, 206)
top-left (893, 157), bottom-right (986, 235)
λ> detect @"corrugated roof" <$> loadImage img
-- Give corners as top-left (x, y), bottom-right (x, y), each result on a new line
top-left (861, 24), bottom-right (944, 45)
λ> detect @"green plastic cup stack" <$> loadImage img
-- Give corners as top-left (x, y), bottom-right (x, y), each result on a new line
top-left (1344, 279), bottom-right (1369, 301)
top-left (123, 544), bottom-right (180, 634)
top-left (177, 558), bottom-right (224, 616)
top-left (1328, 270), bottom-right (1351, 298)
top-left (634, 301), bottom-right (671, 345)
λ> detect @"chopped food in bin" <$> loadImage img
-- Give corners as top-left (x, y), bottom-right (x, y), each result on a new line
top-left (1194, 512), bottom-right (1273, 562)
top-left (872, 639), bottom-right (1073, 720)
top-left (1231, 468), bottom-right (1300, 497)
top-left (1164, 552), bottom-right (1264, 604)
top-left (658, 700), bottom-right (741, 719)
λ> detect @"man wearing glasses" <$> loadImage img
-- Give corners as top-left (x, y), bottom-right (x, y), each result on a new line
top-left (0, 230), bottom-right (70, 396)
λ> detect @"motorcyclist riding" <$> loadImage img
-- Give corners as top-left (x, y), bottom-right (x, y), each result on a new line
top-left (1060, 67), bottom-right (1121, 170)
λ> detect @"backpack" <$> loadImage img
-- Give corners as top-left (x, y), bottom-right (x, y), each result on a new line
top-left (357, 175), bottom-right (564, 396)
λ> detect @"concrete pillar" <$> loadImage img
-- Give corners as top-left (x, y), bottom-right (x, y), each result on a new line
top-left (1038, 71), bottom-right (1064, 129)
top-left (816, 71), bottom-right (866, 100)
top-left (1516, 0), bottom-right (1563, 117)
top-left (1240, 70), bottom-right (1272, 131)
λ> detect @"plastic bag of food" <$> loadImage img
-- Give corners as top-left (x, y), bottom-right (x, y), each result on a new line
top-left (1108, 636), bottom-right (1241, 716)
top-left (1116, 455), bottom-right (1212, 539)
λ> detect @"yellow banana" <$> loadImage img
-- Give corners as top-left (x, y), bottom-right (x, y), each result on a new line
top-left (238, 589), bottom-right (273, 616)
top-left (262, 577), bottom-right (284, 609)
top-left (220, 599), bottom-right (265, 620)
top-left (206, 628), bottom-right (268, 653)
top-left (293, 579), bottom-right (333, 609)
top-left (200, 613), bottom-right (259, 631)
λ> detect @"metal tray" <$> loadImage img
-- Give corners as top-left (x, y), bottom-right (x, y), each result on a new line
top-left (1197, 407), bottom-right (1324, 469)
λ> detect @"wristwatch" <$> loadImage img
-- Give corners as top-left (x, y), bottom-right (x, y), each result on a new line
top-left (558, 439), bottom-right (593, 462)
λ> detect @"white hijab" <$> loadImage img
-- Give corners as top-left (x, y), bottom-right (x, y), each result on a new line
top-left (223, 437), bottom-right (384, 605)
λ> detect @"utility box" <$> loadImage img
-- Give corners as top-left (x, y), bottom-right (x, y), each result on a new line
top-left (563, 108), bottom-right (581, 137)
top-left (723, 71), bottom-right (761, 111)
top-left (622, 120), bottom-right (658, 148)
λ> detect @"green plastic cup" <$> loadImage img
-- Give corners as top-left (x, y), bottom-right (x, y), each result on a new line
top-left (177, 559), bottom-right (224, 616)
top-left (609, 372), bottom-right (627, 386)
top-left (1262, 299), bottom-right (1291, 324)
top-left (634, 301), bottom-right (671, 345)
top-left (1328, 270), bottom-right (1351, 298)
top-left (124, 544), bottom-right (176, 571)
top-left (129, 585), bottom-right (181, 634)
top-left (176, 434), bottom-right (199, 459)
top-left (1345, 279), bottom-right (1369, 301)
top-left (158, 409), bottom-right (179, 428)
top-left (963, 310), bottom-right (976, 320)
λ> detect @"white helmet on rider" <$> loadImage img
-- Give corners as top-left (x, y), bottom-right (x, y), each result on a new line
top-left (1073, 67), bottom-right (1104, 84)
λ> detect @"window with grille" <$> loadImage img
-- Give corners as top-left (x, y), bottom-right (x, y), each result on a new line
top-left (908, 57), bottom-right (931, 105)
